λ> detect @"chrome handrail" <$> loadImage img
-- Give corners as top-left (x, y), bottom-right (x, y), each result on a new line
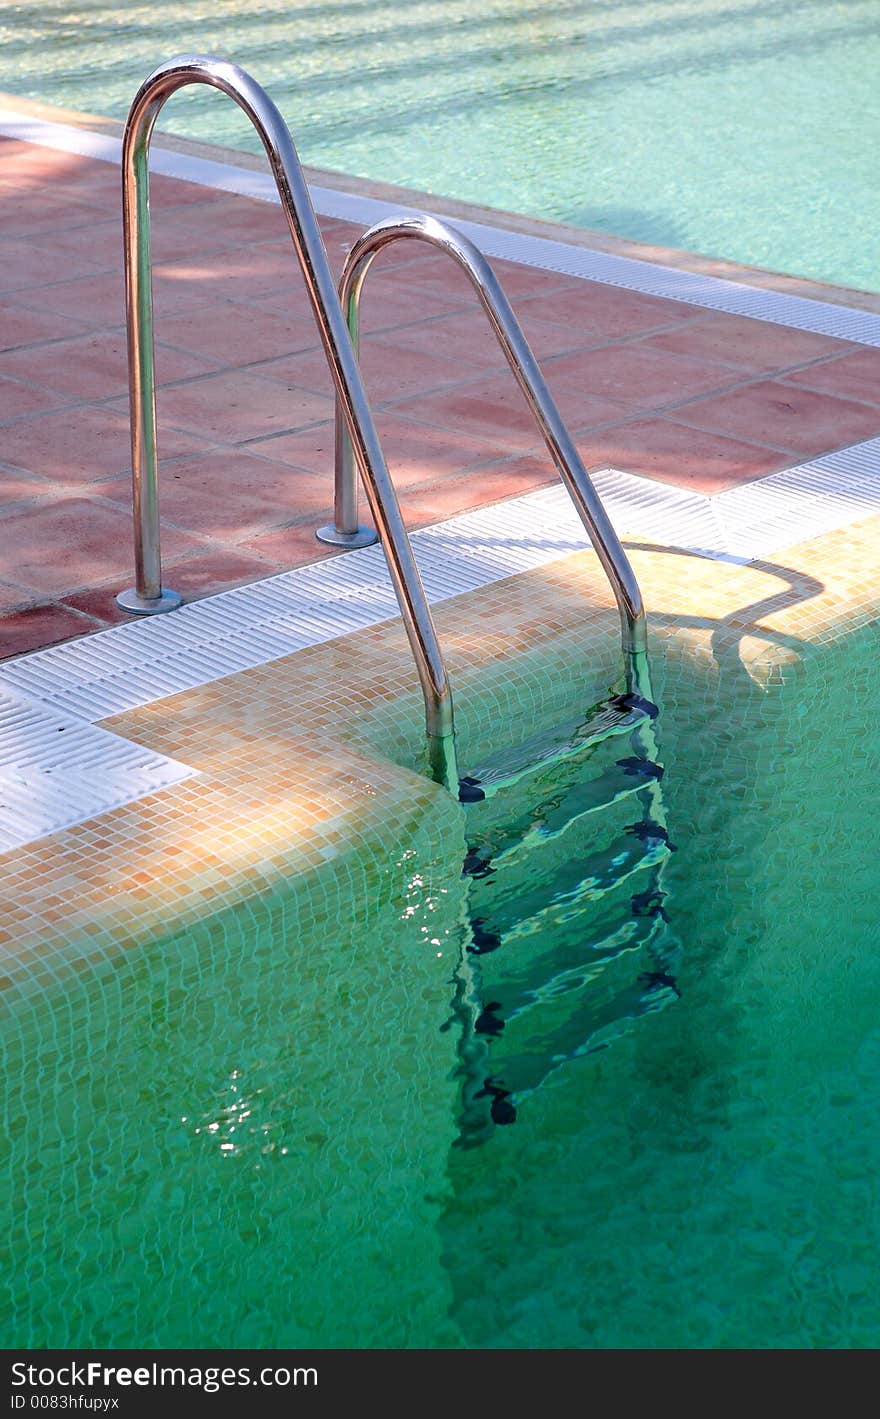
top-left (317, 214), bottom-right (647, 670)
top-left (114, 56), bottom-right (457, 789)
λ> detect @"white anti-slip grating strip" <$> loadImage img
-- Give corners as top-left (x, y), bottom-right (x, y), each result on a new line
top-left (0, 686), bottom-right (195, 852)
top-left (2, 444), bottom-right (880, 737)
top-left (1, 441), bottom-right (879, 849)
top-left (2, 106), bottom-right (880, 348)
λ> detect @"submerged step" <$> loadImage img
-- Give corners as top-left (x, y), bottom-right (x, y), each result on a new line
top-left (458, 692), bottom-right (656, 803)
top-left (453, 694), bottom-right (677, 1146)
top-left (463, 753), bottom-right (664, 878)
top-left (455, 909), bottom-right (679, 1145)
top-left (464, 812), bottom-right (671, 949)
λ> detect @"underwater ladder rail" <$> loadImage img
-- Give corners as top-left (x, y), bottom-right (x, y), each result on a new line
top-left (116, 56), bottom-right (649, 795)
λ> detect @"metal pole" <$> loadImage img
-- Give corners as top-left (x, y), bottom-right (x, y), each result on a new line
top-left (321, 214), bottom-right (647, 664)
top-left (316, 275), bottom-right (378, 549)
top-left (114, 56), bottom-right (456, 786)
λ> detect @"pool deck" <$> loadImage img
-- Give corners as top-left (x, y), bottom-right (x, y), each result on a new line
top-left (4, 127), bottom-right (880, 661)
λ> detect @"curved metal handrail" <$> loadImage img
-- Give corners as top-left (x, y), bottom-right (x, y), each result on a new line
top-left (317, 214), bottom-right (647, 669)
top-left (114, 55), bottom-right (457, 789)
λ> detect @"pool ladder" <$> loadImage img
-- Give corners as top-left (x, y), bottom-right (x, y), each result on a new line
top-left (117, 55), bottom-right (649, 795)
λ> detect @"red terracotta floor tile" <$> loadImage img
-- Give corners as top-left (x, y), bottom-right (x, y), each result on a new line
top-left (95, 447), bottom-right (333, 540)
top-left (56, 586), bottom-right (132, 628)
top-left (366, 243), bottom-right (447, 278)
top-left (359, 273), bottom-right (486, 327)
top-left (383, 304), bottom-right (603, 368)
top-left (0, 471), bottom-right (56, 504)
top-left (48, 186), bottom-right (122, 217)
top-left (147, 172), bottom-right (231, 209)
top-left (394, 373), bottom-right (627, 452)
top-left (30, 214), bottom-right (229, 270)
top-left (0, 376), bottom-right (69, 422)
top-left (369, 252), bottom-right (575, 307)
top-left (62, 546), bottom-right (289, 624)
top-left (155, 195), bottom-right (295, 245)
top-left (489, 260), bottom-right (582, 302)
top-left (638, 312), bottom-right (853, 373)
top-left (241, 421), bottom-right (335, 477)
top-left (363, 251), bottom-right (476, 306)
top-left (15, 217), bottom-right (121, 269)
top-left (0, 299), bottom-right (90, 351)
top-left (249, 273), bottom-right (466, 333)
top-left (318, 217), bottom-right (361, 238)
top-left (18, 269), bottom-right (211, 326)
top-left (375, 412), bottom-right (504, 482)
top-left (399, 459), bottom-right (558, 526)
top-left (0, 190), bottom-right (104, 238)
top-left (0, 331), bottom-right (213, 402)
top-left (0, 139), bottom-right (68, 181)
top-left (152, 243), bottom-right (303, 305)
top-left (157, 302), bottom-right (319, 369)
top-left (0, 163), bottom-right (109, 200)
top-left (38, 165), bottom-right (121, 201)
top-left (246, 410), bottom-right (502, 486)
top-left (158, 547), bottom-right (285, 597)
top-left (29, 146), bottom-right (117, 183)
top-left (15, 272), bottom-right (125, 327)
top-left (0, 136), bottom-right (41, 156)
top-left (514, 283), bottom-right (698, 340)
top-left (677, 380), bottom-right (880, 455)
top-left (150, 371), bottom-right (333, 442)
top-left (0, 405), bottom-right (203, 482)
top-left (236, 523), bottom-right (343, 569)
top-left (152, 210), bottom-right (358, 292)
top-left (0, 237), bottom-right (107, 292)
top-left (260, 337), bottom-right (477, 403)
top-left (544, 343), bottom-right (746, 411)
top-left (369, 310), bottom-right (509, 372)
top-left (0, 602), bottom-right (102, 660)
top-left (0, 581), bottom-right (34, 614)
top-left (0, 498), bottom-right (205, 597)
top-left (782, 347), bottom-right (880, 405)
top-left (575, 416), bottom-right (791, 493)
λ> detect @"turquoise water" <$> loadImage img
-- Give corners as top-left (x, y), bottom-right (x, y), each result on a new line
top-left (1, 0), bottom-right (878, 291)
top-left (4, 616), bottom-right (880, 1349)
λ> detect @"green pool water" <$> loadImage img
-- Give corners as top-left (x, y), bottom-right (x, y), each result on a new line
top-left (4, 610), bottom-right (880, 1349)
top-left (1, 0), bottom-right (878, 292)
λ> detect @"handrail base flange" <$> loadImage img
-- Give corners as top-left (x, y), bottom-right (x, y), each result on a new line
top-left (116, 586), bottom-right (183, 615)
top-left (315, 523), bottom-right (378, 549)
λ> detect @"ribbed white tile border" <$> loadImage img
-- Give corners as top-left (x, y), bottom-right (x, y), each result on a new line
top-left (0, 685), bottom-right (195, 852)
top-left (2, 443), bottom-right (880, 732)
top-left (2, 106), bottom-right (880, 348)
top-left (1, 438), bottom-right (879, 849)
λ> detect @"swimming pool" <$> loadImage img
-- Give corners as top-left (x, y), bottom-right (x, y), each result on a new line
top-left (4, 610), bottom-right (880, 1349)
top-left (1, 0), bottom-right (878, 293)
